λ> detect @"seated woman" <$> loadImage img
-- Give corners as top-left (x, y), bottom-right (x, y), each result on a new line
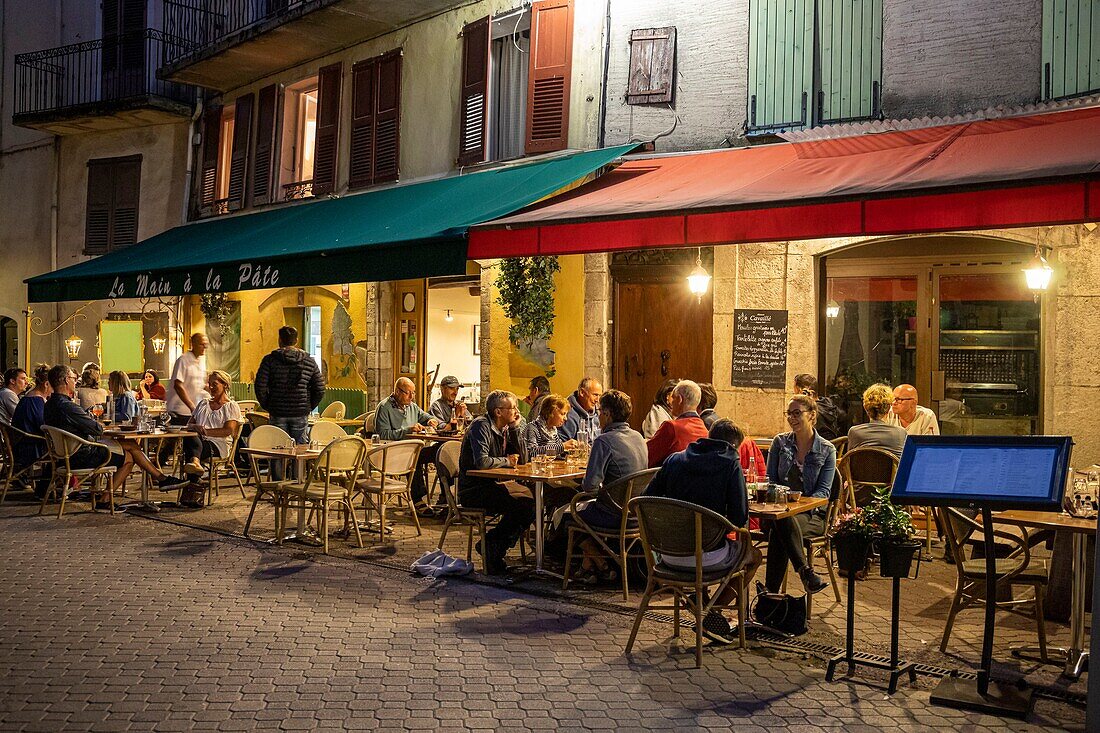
top-left (847, 383), bottom-right (907, 457)
top-left (75, 365), bottom-right (108, 410)
top-left (522, 394), bottom-right (579, 459)
top-left (698, 383), bottom-right (720, 429)
top-left (181, 370), bottom-right (242, 485)
top-left (108, 371), bottom-right (138, 423)
top-left (135, 369), bottom-right (167, 401)
top-left (11, 364), bottom-right (51, 493)
top-left (764, 394), bottom-right (837, 595)
top-left (641, 379), bottom-right (676, 439)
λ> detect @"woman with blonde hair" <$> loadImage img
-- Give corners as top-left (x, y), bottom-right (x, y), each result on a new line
top-left (180, 371), bottom-right (242, 504)
top-left (108, 370), bottom-right (138, 423)
top-left (847, 383), bottom-right (907, 457)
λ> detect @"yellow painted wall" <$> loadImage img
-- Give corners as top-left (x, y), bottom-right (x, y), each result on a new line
top-left (487, 254), bottom-right (586, 399)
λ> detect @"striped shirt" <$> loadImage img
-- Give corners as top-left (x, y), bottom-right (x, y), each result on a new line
top-left (523, 417), bottom-right (566, 458)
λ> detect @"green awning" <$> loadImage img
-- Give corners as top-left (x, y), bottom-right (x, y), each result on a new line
top-left (26, 145), bottom-right (635, 302)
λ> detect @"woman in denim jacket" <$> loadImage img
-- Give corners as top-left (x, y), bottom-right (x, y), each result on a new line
top-left (765, 394), bottom-right (837, 595)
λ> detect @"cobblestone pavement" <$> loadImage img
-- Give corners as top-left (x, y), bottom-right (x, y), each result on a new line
top-left (0, 504), bottom-right (1086, 731)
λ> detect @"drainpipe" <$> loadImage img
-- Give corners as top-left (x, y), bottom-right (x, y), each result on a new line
top-left (50, 137), bottom-right (61, 366)
top-left (597, 0), bottom-right (612, 149)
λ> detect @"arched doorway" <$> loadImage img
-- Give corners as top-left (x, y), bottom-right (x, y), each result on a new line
top-left (820, 236), bottom-right (1040, 436)
top-left (0, 317), bottom-right (17, 373)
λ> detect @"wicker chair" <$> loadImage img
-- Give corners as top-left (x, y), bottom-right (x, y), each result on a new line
top-left (0, 423), bottom-right (48, 504)
top-left (198, 422), bottom-right (247, 505)
top-left (246, 412), bottom-right (269, 429)
top-left (831, 436), bottom-right (848, 461)
top-left (242, 425), bottom-right (293, 538)
top-left (353, 440), bottom-right (424, 541)
top-left (308, 420), bottom-right (347, 445)
top-left (938, 507), bottom-right (1048, 658)
top-left (236, 400), bottom-right (260, 413)
top-left (562, 468), bottom-right (660, 599)
top-left (837, 446), bottom-right (899, 509)
top-left (801, 470), bottom-right (845, 615)
top-left (320, 401), bottom-right (346, 420)
top-left (40, 427), bottom-right (117, 518)
top-left (271, 436), bottom-right (366, 554)
top-left (625, 496), bottom-right (752, 668)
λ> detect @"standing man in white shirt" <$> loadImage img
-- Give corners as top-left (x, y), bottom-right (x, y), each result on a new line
top-left (888, 383), bottom-right (940, 435)
top-left (161, 333), bottom-right (210, 464)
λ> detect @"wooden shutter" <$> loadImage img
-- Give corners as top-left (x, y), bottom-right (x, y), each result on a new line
top-left (526, 0), bottom-right (574, 154)
top-left (747, 0), bottom-right (813, 131)
top-left (458, 15), bottom-right (490, 166)
top-left (626, 27), bottom-right (676, 105)
top-left (373, 51), bottom-right (401, 183)
top-left (817, 0), bottom-right (882, 124)
top-left (349, 58), bottom-right (377, 189)
top-left (251, 84), bottom-right (278, 206)
top-left (312, 62), bottom-right (342, 196)
top-left (1042, 0), bottom-right (1100, 100)
top-left (199, 104), bottom-right (222, 210)
top-left (85, 162), bottom-right (113, 255)
top-left (227, 93), bottom-right (253, 209)
top-left (111, 157), bottom-right (141, 248)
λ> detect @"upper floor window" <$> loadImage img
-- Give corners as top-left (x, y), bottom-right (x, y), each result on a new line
top-left (216, 106), bottom-right (235, 204)
top-left (747, 0), bottom-right (883, 134)
top-left (349, 50), bottom-right (402, 189)
top-left (1042, 0), bottom-right (1100, 100)
top-left (85, 155), bottom-right (141, 255)
top-left (458, 0), bottom-right (574, 166)
top-left (280, 76), bottom-right (319, 199)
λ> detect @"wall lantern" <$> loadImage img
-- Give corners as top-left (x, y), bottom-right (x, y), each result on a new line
top-left (444, 309), bottom-right (454, 323)
top-left (825, 300), bottom-right (841, 319)
top-left (64, 327), bottom-right (84, 360)
top-left (1023, 246), bottom-right (1053, 295)
top-left (686, 248), bottom-right (711, 301)
top-left (150, 329), bottom-right (168, 354)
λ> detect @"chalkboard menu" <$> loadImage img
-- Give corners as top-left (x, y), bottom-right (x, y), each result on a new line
top-left (731, 309), bottom-right (788, 389)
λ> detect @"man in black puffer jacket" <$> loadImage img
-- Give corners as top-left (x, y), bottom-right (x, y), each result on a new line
top-left (254, 326), bottom-right (325, 445)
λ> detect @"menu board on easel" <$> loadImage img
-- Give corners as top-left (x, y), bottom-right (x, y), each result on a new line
top-left (731, 309), bottom-right (788, 389)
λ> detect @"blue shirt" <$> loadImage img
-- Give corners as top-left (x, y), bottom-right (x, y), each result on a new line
top-left (560, 391), bottom-right (599, 443)
top-left (582, 422), bottom-right (647, 492)
top-left (766, 430), bottom-right (837, 508)
top-left (114, 392), bottom-right (138, 423)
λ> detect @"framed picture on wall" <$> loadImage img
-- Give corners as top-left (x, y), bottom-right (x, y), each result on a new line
top-left (473, 324), bottom-right (481, 355)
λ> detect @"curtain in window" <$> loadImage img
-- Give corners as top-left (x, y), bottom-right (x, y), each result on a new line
top-left (490, 35), bottom-right (529, 161)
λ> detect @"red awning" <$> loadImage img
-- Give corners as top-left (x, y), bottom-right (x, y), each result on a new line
top-left (469, 107), bottom-right (1100, 258)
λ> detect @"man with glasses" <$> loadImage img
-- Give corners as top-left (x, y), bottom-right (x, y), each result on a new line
top-left (457, 390), bottom-right (533, 574)
top-left (888, 384), bottom-right (940, 435)
top-left (375, 377), bottom-right (442, 515)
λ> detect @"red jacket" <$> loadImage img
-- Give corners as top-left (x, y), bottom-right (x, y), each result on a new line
top-left (739, 439), bottom-right (766, 482)
top-left (647, 414), bottom-right (709, 468)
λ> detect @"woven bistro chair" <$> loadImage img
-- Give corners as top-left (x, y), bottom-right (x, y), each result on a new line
top-left (200, 422), bottom-right (247, 505)
top-left (837, 446), bottom-right (899, 509)
top-left (938, 507), bottom-right (1048, 659)
top-left (353, 439), bottom-right (424, 541)
top-left (562, 468), bottom-right (660, 599)
top-left (308, 420), bottom-right (346, 446)
top-left (1, 423), bottom-right (48, 504)
top-left (831, 436), bottom-right (848, 462)
top-left (320, 401), bottom-right (346, 420)
top-left (246, 412), bottom-right (269, 430)
top-left (271, 436), bottom-right (366, 555)
top-left (625, 496), bottom-right (752, 668)
top-left (242, 425), bottom-right (294, 538)
top-left (236, 400), bottom-right (260, 413)
top-left (40, 427), bottom-right (117, 518)
top-left (801, 470), bottom-right (845, 614)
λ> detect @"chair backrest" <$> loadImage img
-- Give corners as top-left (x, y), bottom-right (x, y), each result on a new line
top-left (236, 400), bottom-right (260, 413)
top-left (365, 439), bottom-right (422, 479)
top-left (304, 436), bottom-right (365, 496)
top-left (320, 401), bottom-right (346, 419)
top-left (831, 436), bottom-right (848, 461)
top-left (309, 421), bottom-right (346, 445)
top-left (247, 412), bottom-right (269, 428)
top-left (630, 495), bottom-right (735, 559)
top-left (837, 446), bottom-right (899, 508)
top-left (222, 421), bottom-right (245, 460)
top-left (599, 468), bottom-right (661, 515)
top-left (42, 426), bottom-right (92, 461)
top-left (436, 440), bottom-right (463, 511)
top-left (363, 410), bottom-right (376, 433)
top-left (249, 425), bottom-right (293, 449)
top-left (0, 424), bottom-right (13, 465)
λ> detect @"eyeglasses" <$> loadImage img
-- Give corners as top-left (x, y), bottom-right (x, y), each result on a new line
top-left (892, 397), bottom-right (916, 404)
top-left (785, 410), bottom-right (808, 417)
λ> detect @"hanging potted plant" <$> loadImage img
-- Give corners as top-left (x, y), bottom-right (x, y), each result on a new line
top-left (830, 508), bottom-right (875, 579)
top-left (868, 486), bottom-right (922, 579)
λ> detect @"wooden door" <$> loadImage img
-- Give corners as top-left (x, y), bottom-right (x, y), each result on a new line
top-left (613, 281), bottom-right (713, 432)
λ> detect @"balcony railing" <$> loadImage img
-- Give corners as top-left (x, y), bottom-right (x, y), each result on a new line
top-left (13, 29), bottom-right (195, 119)
top-left (163, 0), bottom-right (323, 62)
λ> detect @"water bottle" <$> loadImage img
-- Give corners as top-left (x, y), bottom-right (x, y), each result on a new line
top-left (747, 456), bottom-right (758, 486)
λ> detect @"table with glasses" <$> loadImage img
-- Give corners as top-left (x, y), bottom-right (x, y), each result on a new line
top-left (241, 444), bottom-right (323, 544)
top-left (994, 509), bottom-right (1097, 679)
top-left (749, 495), bottom-right (828, 520)
top-left (466, 458), bottom-right (588, 579)
top-left (101, 426), bottom-right (197, 512)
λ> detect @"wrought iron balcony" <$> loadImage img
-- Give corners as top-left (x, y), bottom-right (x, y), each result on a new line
top-left (159, 0), bottom-right (469, 91)
top-left (13, 30), bottom-right (194, 133)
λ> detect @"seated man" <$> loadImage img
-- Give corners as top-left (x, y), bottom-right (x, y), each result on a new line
top-left (429, 375), bottom-right (468, 430)
top-left (646, 380), bottom-right (708, 468)
top-left (457, 390), bottom-right (534, 574)
top-left (643, 418), bottom-right (763, 644)
top-left (560, 377), bottom-right (602, 444)
top-left (375, 377), bottom-right (441, 515)
top-left (1, 367), bottom-right (27, 425)
top-left (43, 365), bottom-right (186, 505)
top-left (518, 375), bottom-right (551, 421)
top-left (887, 383), bottom-right (940, 436)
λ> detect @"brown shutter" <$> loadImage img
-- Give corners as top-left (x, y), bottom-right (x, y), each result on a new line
top-left (111, 156), bottom-right (141, 249)
top-left (348, 57), bottom-right (377, 190)
top-left (626, 27), bottom-right (676, 104)
top-left (251, 84), bottom-right (278, 206)
top-left (373, 51), bottom-right (401, 184)
top-left (457, 16), bottom-right (490, 166)
top-left (199, 104), bottom-right (222, 210)
top-left (227, 93), bottom-right (253, 209)
top-left (526, 0), bottom-right (573, 154)
top-left (312, 62), bottom-right (342, 196)
top-left (85, 161), bottom-right (113, 255)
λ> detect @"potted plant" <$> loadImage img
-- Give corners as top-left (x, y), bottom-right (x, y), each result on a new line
top-left (867, 486), bottom-right (922, 578)
top-left (830, 508), bottom-right (875, 578)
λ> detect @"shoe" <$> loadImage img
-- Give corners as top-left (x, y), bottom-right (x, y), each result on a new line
top-left (799, 567), bottom-right (829, 595)
top-left (156, 475), bottom-right (189, 491)
top-left (182, 459), bottom-right (205, 476)
top-left (701, 611), bottom-right (735, 645)
top-left (484, 554), bottom-right (509, 576)
top-left (94, 501), bottom-right (114, 511)
top-left (414, 500), bottom-right (438, 519)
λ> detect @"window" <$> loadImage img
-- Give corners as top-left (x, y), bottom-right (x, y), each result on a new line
top-left (349, 50), bottom-right (402, 189)
top-left (280, 77), bottom-right (319, 199)
top-left (626, 27), bottom-right (676, 105)
top-left (458, 0), bottom-right (574, 165)
top-left (747, 0), bottom-right (882, 133)
top-left (304, 305), bottom-right (322, 370)
top-left (85, 155), bottom-right (141, 254)
top-left (215, 106), bottom-right (235, 203)
top-left (1042, 0), bottom-right (1100, 100)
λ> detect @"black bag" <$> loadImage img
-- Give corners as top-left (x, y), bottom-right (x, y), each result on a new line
top-left (813, 395), bottom-right (844, 440)
top-left (750, 582), bottom-right (808, 636)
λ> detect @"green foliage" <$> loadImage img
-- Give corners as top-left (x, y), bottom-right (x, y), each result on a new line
top-left (831, 485), bottom-right (915, 541)
top-left (831, 507), bottom-right (877, 541)
top-left (495, 256), bottom-right (560, 347)
top-left (199, 293), bottom-right (232, 336)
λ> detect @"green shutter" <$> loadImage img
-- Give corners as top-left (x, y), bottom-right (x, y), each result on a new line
top-left (748, 0), bottom-right (814, 131)
top-left (817, 0), bottom-right (882, 124)
top-left (1043, 0), bottom-right (1100, 100)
